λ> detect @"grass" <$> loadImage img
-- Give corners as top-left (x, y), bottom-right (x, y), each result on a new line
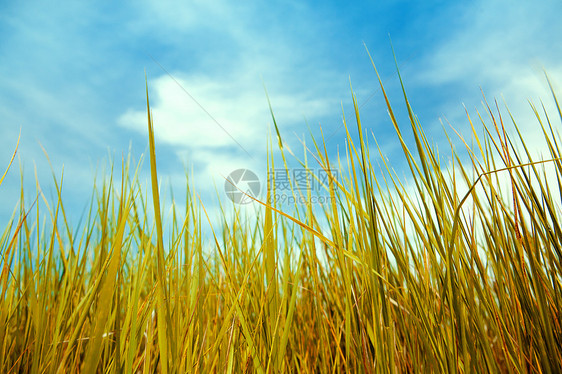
top-left (1, 59), bottom-right (561, 373)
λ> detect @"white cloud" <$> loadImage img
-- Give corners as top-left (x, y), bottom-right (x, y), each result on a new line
top-left (117, 68), bottom-right (338, 160)
top-left (119, 75), bottom-right (263, 149)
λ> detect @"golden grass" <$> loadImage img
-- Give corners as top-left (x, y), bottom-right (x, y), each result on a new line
top-left (1, 62), bottom-right (561, 373)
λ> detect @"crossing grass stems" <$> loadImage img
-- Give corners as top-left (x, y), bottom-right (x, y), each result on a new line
top-left (0, 59), bottom-right (561, 372)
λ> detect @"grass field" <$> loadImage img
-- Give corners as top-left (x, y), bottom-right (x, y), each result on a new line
top-left (1, 60), bottom-right (561, 373)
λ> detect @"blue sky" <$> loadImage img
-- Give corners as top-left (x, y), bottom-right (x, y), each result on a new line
top-left (1, 0), bottom-right (561, 229)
